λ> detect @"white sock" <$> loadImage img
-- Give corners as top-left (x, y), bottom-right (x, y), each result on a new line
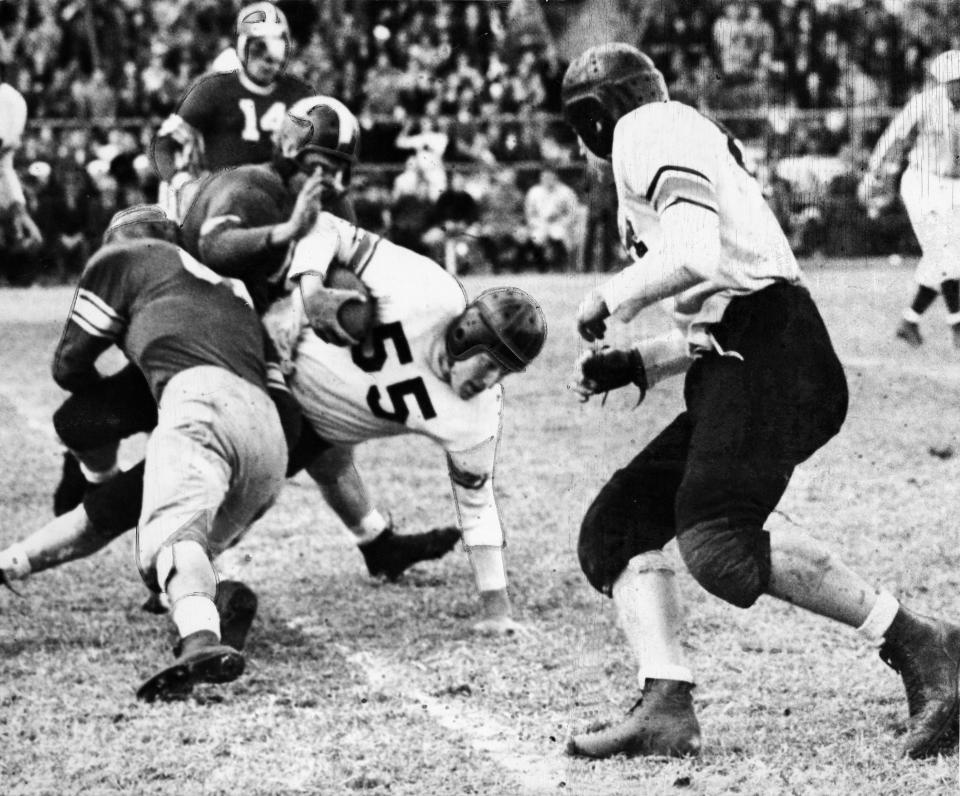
top-left (857, 590), bottom-right (900, 644)
top-left (0, 542), bottom-right (31, 579)
top-left (351, 509), bottom-right (388, 545)
top-left (171, 594), bottom-right (221, 640)
top-left (613, 551), bottom-right (694, 685)
top-left (467, 545), bottom-right (507, 592)
top-left (79, 462), bottom-right (121, 484)
top-left (902, 308), bottom-right (921, 324)
top-left (946, 310), bottom-right (960, 325)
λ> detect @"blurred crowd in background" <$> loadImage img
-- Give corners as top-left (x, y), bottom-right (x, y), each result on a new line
top-left (3, 0), bottom-right (956, 283)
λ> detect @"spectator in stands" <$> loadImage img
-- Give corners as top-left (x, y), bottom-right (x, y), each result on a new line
top-left (362, 51), bottom-right (406, 117)
top-left (71, 68), bottom-right (118, 122)
top-left (523, 167), bottom-right (580, 271)
top-left (390, 153), bottom-right (443, 256)
top-left (425, 170), bottom-right (481, 273)
top-left (475, 169), bottom-right (526, 273)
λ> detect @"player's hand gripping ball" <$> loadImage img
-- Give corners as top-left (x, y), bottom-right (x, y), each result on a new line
top-left (323, 265), bottom-right (376, 343)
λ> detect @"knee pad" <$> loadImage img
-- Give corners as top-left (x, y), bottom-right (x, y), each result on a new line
top-left (677, 519), bottom-right (771, 609)
top-left (155, 539), bottom-right (217, 601)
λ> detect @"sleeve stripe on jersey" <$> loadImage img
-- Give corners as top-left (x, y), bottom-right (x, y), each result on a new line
top-left (650, 174), bottom-right (718, 214)
top-left (662, 197), bottom-right (719, 216)
top-left (644, 165), bottom-right (712, 202)
top-left (71, 295), bottom-right (125, 340)
top-left (199, 215), bottom-right (243, 238)
top-left (77, 288), bottom-right (123, 322)
top-left (265, 364), bottom-right (290, 392)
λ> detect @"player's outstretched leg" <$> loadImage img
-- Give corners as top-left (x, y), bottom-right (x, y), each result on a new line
top-left (359, 522), bottom-right (461, 582)
top-left (765, 531), bottom-right (959, 759)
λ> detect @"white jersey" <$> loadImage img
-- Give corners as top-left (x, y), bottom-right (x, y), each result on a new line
top-left (286, 212), bottom-right (502, 453)
top-left (284, 213), bottom-right (506, 549)
top-left (868, 85), bottom-right (960, 180)
top-left (601, 101), bottom-right (801, 351)
top-left (0, 83), bottom-right (28, 209)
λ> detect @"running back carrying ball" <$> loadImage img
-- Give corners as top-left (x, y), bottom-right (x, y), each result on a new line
top-left (324, 264), bottom-right (375, 341)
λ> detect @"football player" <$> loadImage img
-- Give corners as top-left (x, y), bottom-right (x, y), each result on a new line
top-left (858, 50), bottom-right (960, 349)
top-left (268, 209), bottom-right (547, 635)
top-left (10, 102), bottom-right (474, 624)
top-left (51, 205), bottom-right (287, 701)
top-left (49, 96), bottom-right (355, 511)
top-left (561, 43), bottom-right (959, 760)
top-left (152, 1), bottom-right (314, 220)
top-left (0, 78), bottom-right (42, 250)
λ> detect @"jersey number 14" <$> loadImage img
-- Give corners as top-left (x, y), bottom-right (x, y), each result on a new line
top-left (352, 322), bottom-right (437, 424)
top-left (238, 100), bottom-right (287, 142)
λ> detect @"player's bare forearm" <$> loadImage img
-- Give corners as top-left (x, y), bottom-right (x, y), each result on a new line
top-left (200, 226), bottom-right (276, 278)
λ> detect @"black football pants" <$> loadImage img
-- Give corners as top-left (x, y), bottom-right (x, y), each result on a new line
top-left (578, 283), bottom-right (849, 603)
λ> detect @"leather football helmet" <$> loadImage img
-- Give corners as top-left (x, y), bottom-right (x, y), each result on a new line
top-left (103, 204), bottom-right (179, 245)
top-left (562, 43), bottom-right (668, 160)
top-left (274, 95), bottom-right (360, 184)
top-left (236, 2), bottom-right (290, 84)
top-left (446, 287), bottom-right (547, 373)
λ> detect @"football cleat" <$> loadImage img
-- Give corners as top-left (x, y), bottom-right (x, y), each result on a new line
top-left (359, 525), bottom-right (461, 582)
top-left (566, 679), bottom-right (702, 759)
top-left (137, 630), bottom-right (245, 703)
top-left (52, 452), bottom-right (88, 517)
top-left (895, 320), bottom-right (923, 348)
top-left (879, 607), bottom-right (960, 758)
top-left (0, 567), bottom-right (22, 596)
top-left (215, 580), bottom-right (258, 653)
top-left (951, 324), bottom-right (960, 350)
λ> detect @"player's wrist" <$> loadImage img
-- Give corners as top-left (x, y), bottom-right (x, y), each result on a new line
top-left (268, 222), bottom-right (293, 248)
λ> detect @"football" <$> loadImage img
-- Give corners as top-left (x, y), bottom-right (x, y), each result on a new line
top-left (324, 265), bottom-right (375, 341)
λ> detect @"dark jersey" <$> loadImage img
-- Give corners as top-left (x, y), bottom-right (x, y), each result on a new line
top-left (53, 239), bottom-right (269, 401)
top-left (152, 71), bottom-right (313, 180)
top-left (180, 163), bottom-right (356, 313)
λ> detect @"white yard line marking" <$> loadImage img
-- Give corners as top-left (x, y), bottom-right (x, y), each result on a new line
top-left (342, 647), bottom-right (570, 794)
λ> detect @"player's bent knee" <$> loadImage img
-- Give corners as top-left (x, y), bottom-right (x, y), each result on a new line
top-left (155, 540), bottom-right (216, 601)
top-left (577, 487), bottom-right (653, 597)
top-left (137, 511), bottom-right (213, 592)
top-left (677, 519), bottom-right (771, 609)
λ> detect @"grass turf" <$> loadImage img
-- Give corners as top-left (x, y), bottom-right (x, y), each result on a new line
top-left (0, 260), bottom-right (957, 795)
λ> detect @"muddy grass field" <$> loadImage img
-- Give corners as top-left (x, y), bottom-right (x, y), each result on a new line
top-left (0, 262), bottom-right (957, 795)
